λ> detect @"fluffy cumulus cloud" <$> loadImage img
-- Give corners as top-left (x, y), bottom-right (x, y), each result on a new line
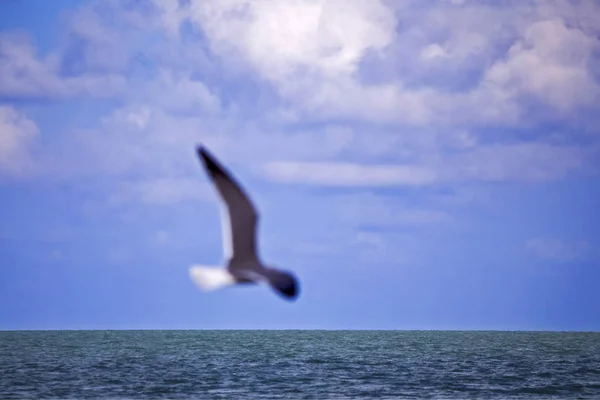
top-left (4, 0), bottom-right (599, 171)
top-left (185, 0), bottom-right (407, 121)
top-left (0, 106), bottom-right (39, 177)
top-left (159, 0), bottom-right (600, 127)
top-left (146, 0), bottom-right (599, 185)
top-left (484, 18), bottom-right (599, 115)
top-left (1, 0), bottom-right (600, 263)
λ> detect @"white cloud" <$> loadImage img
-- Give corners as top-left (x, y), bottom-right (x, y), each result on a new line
top-left (108, 178), bottom-right (212, 206)
top-left (4, 0), bottom-right (600, 127)
top-left (184, 0), bottom-right (427, 123)
top-left (258, 141), bottom-right (586, 187)
top-left (483, 19), bottom-right (599, 114)
top-left (0, 105), bottom-right (39, 177)
top-left (146, 70), bottom-right (221, 114)
top-left (152, 0), bottom-right (190, 37)
top-left (262, 161), bottom-right (438, 187)
top-left (526, 238), bottom-right (593, 262)
top-left (47, 106), bottom-right (206, 181)
top-left (0, 33), bottom-right (125, 99)
top-left (171, 0), bottom-right (600, 127)
top-left (535, 0), bottom-right (600, 37)
top-left (124, 108), bottom-right (152, 130)
top-left (188, 0), bottom-right (396, 81)
top-left (420, 43), bottom-right (449, 61)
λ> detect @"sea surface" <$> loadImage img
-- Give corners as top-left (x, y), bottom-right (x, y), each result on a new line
top-left (1, 330), bottom-right (599, 399)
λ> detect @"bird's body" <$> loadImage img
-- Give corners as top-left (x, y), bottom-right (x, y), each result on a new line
top-left (189, 146), bottom-right (299, 300)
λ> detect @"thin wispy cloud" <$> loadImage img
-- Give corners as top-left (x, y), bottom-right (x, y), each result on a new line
top-left (526, 238), bottom-right (594, 262)
top-left (262, 161), bottom-right (438, 187)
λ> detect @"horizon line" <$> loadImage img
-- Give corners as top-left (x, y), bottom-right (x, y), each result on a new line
top-left (2, 328), bottom-right (599, 333)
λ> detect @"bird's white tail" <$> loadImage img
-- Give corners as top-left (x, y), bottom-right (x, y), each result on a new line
top-left (189, 265), bottom-right (236, 291)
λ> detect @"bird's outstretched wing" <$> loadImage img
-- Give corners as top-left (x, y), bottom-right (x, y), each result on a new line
top-left (196, 145), bottom-right (259, 268)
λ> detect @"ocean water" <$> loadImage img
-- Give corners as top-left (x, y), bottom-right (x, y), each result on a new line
top-left (1, 330), bottom-right (599, 399)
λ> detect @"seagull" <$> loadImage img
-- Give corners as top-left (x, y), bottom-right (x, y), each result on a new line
top-left (189, 145), bottom-right (300, 301)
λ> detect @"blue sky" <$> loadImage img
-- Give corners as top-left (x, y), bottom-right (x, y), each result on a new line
top-left (1, 0), bottom-right (599, 330)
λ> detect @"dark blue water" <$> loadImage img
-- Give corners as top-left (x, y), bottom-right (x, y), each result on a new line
top-left (1, 330), bottom-right (599, 399)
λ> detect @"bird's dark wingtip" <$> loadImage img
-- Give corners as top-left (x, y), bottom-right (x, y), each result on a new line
top-left (196, 144), bottom-right (208, 161)
top-left (275, 275), bottom-right (300, 302)
top-left (196, 144), bottom-right (221, 175)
